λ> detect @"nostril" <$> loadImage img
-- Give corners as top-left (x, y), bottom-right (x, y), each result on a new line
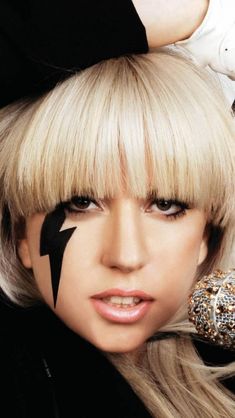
top-left (232, 100), bottom-right (235, 115)
top-left (109, 261), bottom-right (143, 274)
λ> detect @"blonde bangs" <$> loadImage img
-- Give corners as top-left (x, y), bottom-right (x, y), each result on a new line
top-left (1, 50), bottom-right (234, 226)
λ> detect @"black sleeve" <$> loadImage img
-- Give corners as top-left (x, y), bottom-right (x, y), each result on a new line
top-left (0, 0), bottom-right (148, 108)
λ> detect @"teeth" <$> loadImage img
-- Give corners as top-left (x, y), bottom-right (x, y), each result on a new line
top-left (103, 296), bottom-right (141, 307)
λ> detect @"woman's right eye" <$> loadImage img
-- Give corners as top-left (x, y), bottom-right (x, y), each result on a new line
top-left (63, 196), bottom-right (99, 214)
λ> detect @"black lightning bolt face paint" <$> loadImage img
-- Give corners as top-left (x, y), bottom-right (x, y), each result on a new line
top-left (40, 205), bottom-right (77, 307)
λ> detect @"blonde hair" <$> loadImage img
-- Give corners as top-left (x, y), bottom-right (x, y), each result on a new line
top-left (0, 49), bottom-right (235, 416)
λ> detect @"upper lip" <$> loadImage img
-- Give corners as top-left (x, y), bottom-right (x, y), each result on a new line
top-left (91, 289), bottom-right (154, 301)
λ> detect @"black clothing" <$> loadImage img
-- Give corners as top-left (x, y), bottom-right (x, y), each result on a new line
top-left (194, 339), bottom-right (235, 394)
top-left (0, 0), bottom-right (148, 108)
top-left (0, 299), bottom-right (152, 418)
top-left (1, 299), bottom-right (234, 418)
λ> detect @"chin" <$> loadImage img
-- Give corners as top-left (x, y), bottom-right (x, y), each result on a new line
top-left (91, 334), bottom-right (146, 354)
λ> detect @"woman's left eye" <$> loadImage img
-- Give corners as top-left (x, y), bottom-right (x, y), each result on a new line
top-left (148, 199), bottom-right (188, 219)
top-left (63, 196), bottom-right (99, 214)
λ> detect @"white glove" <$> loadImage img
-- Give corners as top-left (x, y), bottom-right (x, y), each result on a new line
top-left (175, 0), bottom-right (235, 80)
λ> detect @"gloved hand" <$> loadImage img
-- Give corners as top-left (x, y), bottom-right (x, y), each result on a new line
top-left (175, 0), bottom-right (235, 80)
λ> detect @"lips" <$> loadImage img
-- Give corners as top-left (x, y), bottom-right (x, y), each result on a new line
top-left (102, 295), bottom-right (141, 307)
top-left (91, 289), bottom-right (154, 324)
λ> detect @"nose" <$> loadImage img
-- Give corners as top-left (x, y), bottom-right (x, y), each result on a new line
top-left (101, 202), bottom-right (147, 273)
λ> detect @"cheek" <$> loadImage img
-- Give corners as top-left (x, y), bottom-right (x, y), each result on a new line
top-left (44, 229), bottom-right (99, 307)
top-left (167, 233), bottom-right (202, 273)
top-left (27, 218), bottom-right (99, 308)
top-left (153, 233), bottom-right (203, 277)
top-left (162, 217), bottom-right (206, 268)
top-left (150, 223), bottom-right (206, 309)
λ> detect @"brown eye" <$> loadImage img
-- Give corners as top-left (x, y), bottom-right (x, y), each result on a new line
top-left (156, 200), bottom-right (172, 211)
top-left (63, 196), bottom-right (99, 214)
top-left (148, 198), bottom-right (189, 218)
top-left (71, 196), bottom-right (92, 209)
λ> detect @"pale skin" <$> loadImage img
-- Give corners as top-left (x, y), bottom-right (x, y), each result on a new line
top-left (132, 0), bottom-right (209, 46)
top-left (18, 193), bottom-right (208, 353)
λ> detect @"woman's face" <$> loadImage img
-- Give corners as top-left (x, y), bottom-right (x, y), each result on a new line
top-left (18, 193), bottom-right (208, 352)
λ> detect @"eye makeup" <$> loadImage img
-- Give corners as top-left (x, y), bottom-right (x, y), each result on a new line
top-left (61, 195), bottom-right (189, 220)
top-left (148, 198), bottom-right (189, 220)
top-left (62, 196), bottom-right (100, 214)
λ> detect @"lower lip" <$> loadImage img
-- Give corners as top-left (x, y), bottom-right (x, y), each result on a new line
top-left (91, 299), bottom-right (153, 324)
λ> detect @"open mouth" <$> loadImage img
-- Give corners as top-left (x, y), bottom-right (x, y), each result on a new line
top-left (101, 296), bottom-right (142, 308)
top-left (91, 290), bottom-right (154, 323)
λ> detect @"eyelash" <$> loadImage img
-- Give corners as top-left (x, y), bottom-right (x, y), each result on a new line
top-left (150, 199), bottom-right (188, 220)
top-left (166, 208), bottom-right (187, 220)
top-left (62, 197), bottom-right (99, 215)
top-left (62, 196), bottom-right (189, 220)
